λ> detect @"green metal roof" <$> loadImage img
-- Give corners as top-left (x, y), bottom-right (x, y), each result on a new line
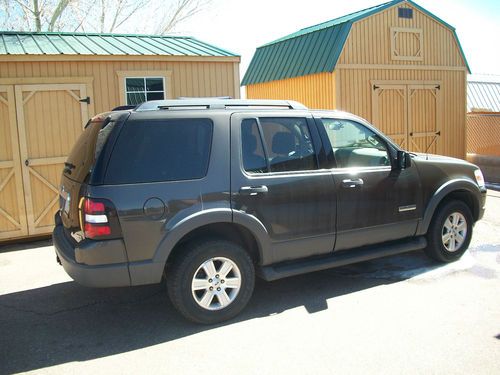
top-left (242, 0), bottom-right (469, 86)
top-left (0, 31), bottom-right (238, 57)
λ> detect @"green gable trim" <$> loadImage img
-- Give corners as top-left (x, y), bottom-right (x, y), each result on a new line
top-left (0, 31), bottom-right (238, 57)
top-left (242, 0), bottom-right (470, 86)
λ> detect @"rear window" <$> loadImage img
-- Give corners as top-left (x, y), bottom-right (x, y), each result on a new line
top-left (105, 118), bottom-right (213, 184)
top-left (65, 117), bottom-right (116, 182)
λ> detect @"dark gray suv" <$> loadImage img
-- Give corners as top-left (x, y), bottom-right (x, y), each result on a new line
top-left (53, 99), bottom-right (486, 323)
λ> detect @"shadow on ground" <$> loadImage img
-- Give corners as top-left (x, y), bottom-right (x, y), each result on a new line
top-left (0, 237), bottom-right (52, 254)
top-left (0, 251), bottom-right (440, 374)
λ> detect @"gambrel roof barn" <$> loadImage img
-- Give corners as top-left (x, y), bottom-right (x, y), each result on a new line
top-left (243, 0), bottom-right (469, 159)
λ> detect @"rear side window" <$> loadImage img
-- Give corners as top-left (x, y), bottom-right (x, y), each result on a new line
top-left (241, 119), bottom-right (267, 173)
top-left (65, 117), bottom-right (115, 183)
top-left (241, 117), bottom-right (316, 173)
top-left (105, 118), bottom-right (213, 184)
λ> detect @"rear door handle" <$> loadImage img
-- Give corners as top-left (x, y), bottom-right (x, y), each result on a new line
top-left (342, 178), bottom-right (364, 188)
top-left (239, 185), bottom-right (268, 195)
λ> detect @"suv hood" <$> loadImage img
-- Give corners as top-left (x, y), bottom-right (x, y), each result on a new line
top-left (411, 152), bottom-right (475, 167)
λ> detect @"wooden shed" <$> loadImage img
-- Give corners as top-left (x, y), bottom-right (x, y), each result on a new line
top-left (242, 0), bottom-right (469, 159)
top-left (0, 31), bottom-right (240, 240)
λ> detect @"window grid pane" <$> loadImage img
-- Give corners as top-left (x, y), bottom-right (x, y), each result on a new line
top-left (125, 77), bottom-right (165, 105)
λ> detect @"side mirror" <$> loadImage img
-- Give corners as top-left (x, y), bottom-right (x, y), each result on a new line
top-left (396, 150), bottom-right (411, 170)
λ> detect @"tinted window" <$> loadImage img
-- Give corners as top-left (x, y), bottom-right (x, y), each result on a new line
top-left (320, 119), bottom-right (390, 168)
top-left (105, 118), bottom-right (213, 184)
top-left (241, 119), bottom-right (267, 173)
top-left (65, 117), bottom-right (115, 183)
top-left (259, 117), bottom-right (316, 172)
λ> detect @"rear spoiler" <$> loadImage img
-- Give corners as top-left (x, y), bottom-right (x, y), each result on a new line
top-left (112, 105), bottom-right (136, 111)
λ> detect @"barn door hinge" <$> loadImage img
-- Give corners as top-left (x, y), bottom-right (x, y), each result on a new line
top-left (79, 96), bottom-right (91, 104)
top-left (435, 85), bottom-right (440, 90)
top-left (373, 85), bottom-right (380, 90)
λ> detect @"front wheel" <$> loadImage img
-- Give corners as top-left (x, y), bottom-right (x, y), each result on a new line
top-left (425, 200), bottom-right (473, 262)
top-left (167, 239), bottom-right (255, 324)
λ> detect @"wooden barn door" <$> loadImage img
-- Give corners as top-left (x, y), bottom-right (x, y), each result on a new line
top-left (372, 84), bottom-right (408, 148)
top-left (408, 84), bottom-right (441, 154)
top-left (15, 84), bottom-right (88, 235)
top-left (0, 86), bottom-right (28, 239)
top-left (372, 83), bottom-right (441, 154)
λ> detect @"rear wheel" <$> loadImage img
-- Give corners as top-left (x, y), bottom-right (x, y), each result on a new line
top-left (167, 239), bottom-right (255, 324)
top-left (425, 200), bottom-right (473, 262)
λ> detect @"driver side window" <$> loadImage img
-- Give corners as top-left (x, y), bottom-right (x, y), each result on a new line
top-left (320, 119), bottom-right (390, 168)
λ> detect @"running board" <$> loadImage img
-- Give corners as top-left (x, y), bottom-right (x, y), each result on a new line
top-left (258, 237), bottom-right (427, 281)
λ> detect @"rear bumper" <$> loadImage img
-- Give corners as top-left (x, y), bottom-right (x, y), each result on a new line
top-left (53, 223), bottom-right (131, 288)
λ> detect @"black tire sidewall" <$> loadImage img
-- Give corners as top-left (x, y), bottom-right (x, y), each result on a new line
top-left (426, 200), bottom-right (473, 262)
top-left (168, 240), bottom-right (255, 324)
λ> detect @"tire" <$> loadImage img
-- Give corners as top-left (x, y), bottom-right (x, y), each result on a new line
top-left (166, 239), bottom-right (255, 324)
top-left (425, 200), bottom-right (473, 263)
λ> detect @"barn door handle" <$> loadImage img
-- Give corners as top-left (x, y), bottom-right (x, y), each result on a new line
top-left (79, 96), bottom-right (91, 104)
top-left (24, 159), bottom-right (29, 167)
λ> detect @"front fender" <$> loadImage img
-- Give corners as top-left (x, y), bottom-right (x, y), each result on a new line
top-left (416, 178), bottom-right (483, 236)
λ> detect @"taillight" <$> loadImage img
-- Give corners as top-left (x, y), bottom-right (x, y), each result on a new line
top-left (81, 197), bottom-right (121, 240)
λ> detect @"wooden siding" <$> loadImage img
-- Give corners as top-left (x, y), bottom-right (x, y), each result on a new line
top-left (0, 86), bottom-right (27, 239)
top-left (336, 68), bottom-right (466, 158)
top-left (0, 59), bottom-right (240, 115)
top-left (338, 3), bottom-right (465, 67)
top-left (466, 114), bottom-right (500, 156)
top-left (246, 72), bottom-right (336, 110)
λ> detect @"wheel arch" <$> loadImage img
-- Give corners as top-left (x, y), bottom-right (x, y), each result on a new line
top-left (153, 209), bottom-right (272, 269)
top-left (417, 178), bottom-right (482, 236)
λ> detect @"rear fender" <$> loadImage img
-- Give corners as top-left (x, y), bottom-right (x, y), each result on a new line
top-left (153, 209), bottom-right (272, 265)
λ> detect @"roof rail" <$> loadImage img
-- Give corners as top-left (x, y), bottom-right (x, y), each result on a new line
top-left (135, 99), bottom-right (307, 111)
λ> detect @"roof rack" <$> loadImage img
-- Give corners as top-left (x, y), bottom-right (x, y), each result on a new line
top-left (134, 99), bottom-right (307, 111)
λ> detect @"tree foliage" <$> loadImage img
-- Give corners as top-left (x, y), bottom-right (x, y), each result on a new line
top-left (0, 0), bottom-right (210, 33)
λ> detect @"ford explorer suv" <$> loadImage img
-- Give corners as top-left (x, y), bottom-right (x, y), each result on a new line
top-left (53, 99), bottom-right (486, 324)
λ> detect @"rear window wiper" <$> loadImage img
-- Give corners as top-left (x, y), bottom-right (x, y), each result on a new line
top-left (64, 162), bottom-right (76, 174)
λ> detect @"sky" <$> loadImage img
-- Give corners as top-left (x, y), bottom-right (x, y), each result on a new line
top-left (174, 0), bottom-right (500, 79)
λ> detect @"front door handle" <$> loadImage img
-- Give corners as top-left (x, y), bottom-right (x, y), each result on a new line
top-left (239, 185), bottom-right (268, 195)
top-left (342, 178), bottom-right (364, 188)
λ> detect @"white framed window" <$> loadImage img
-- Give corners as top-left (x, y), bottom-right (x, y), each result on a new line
top-left (125, 76), bottom-right (165, 105)
top-left (116, 70), bottom-right (172, 106)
